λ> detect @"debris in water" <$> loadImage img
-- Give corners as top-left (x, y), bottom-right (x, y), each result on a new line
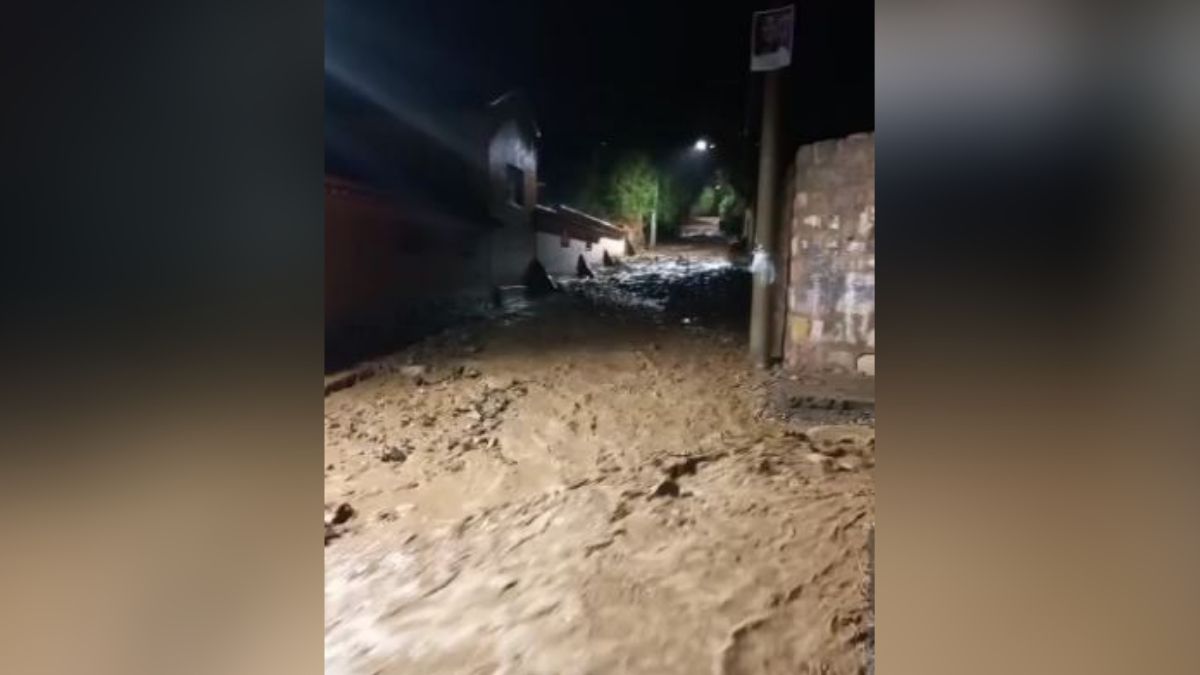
top-left (326, 502), bottom-right (356, 525)
top-left (325, 502), bottom-right (356, 543)
top-left (651, 478), bottom-right (681, 498)
top-left (577, 254), bottom-right (596, 279)
top-left (400, 364), bottom-right (429, 379)
top-left (380, 445), bottom-right (409, 463)
top-left (523, 259), bottom-right (558, 296)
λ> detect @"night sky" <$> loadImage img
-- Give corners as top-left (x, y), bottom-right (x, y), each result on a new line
top-left (326, 0), bottom-right (873, 202)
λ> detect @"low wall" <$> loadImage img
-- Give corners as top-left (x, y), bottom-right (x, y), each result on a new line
top-left (783, 133), bottom-right (875, 376)
top-left (536, 232), bottom-right (624, 276)
top-left (533, 205), bottom-right (627, 276)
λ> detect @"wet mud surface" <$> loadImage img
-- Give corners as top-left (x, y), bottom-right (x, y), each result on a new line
top-left (325, 248), bottom-right (874, 674)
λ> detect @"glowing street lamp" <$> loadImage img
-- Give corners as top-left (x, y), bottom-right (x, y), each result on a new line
top-left (693, 138), bottom-right (712, 152)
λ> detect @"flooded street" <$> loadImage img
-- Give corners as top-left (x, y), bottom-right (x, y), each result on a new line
top-left (324, 245), bottom-right (875, 675)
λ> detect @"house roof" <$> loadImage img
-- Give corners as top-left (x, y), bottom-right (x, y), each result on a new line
top-left (489, 90), bottom-right (542, 140)
top-left (534, 204), bottom-right (627, 242)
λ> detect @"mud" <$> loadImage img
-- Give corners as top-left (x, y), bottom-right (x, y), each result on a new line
top-left (325, 249), bottom-right (874, 674)
top-left (764, 372), bottom-right (876, 428)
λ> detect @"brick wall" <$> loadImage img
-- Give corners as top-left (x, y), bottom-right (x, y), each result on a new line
top-left (783, 133), bottom-right (875, 376)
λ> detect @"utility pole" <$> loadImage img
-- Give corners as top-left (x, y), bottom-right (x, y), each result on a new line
top-left (649, 178), bottom-right (658, 248)
top-left (748, 69), bottom-right (781, 367)
top-left (747, 3), bottom-right (792, 367)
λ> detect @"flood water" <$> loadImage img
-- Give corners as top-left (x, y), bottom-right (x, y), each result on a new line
top-left (324, 242), bottom-right (874, 675)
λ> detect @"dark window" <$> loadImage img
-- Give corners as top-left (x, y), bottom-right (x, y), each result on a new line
top-left (506, 165), bottom-right (525, 207)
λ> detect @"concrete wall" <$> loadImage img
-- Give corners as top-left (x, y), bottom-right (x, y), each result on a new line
top-left (783, 133), bottom-right (875, 376)
top-left (534, 205), bottom-right (627, 276)
top-left (325, 177), bottom-right (494, 369)
top-left (485, 118), bottom-right (538, 286)
top-left (536, 232), bottom-right (625, 276)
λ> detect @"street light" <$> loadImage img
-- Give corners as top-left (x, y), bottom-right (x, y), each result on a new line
top-left (650, 138), bottom-right (714, 249)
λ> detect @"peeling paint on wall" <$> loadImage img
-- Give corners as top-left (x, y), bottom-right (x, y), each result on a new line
top-left (810, 318), bottom-right (824, 340)
top-left (836, 272), bottom-right (874, 344)
top-left (857, 206), bottom-right (875, 237)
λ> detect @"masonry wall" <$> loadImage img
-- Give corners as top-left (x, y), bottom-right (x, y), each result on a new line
top-left (783, 133), bottom-right (875, 376)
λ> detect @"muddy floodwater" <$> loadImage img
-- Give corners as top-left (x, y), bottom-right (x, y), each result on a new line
top-left (325, 246), bottom-right (875, 674)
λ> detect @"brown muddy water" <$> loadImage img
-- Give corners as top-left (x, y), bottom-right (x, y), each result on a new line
top-left (325, 250), bottom-right (874, 674)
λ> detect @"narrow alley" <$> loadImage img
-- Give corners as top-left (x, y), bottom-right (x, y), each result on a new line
top-left (324, 245), bottom-right (875, 674)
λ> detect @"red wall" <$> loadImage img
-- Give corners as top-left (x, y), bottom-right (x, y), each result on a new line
top-left (325, 176), bottom-right (493, 364)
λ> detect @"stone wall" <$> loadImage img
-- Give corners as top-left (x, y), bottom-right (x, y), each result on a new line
top-left (784, 133), bottom-right (875, 376)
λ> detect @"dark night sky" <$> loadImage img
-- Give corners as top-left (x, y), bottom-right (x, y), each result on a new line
top-left (326, 0), bottom-right (873, 201)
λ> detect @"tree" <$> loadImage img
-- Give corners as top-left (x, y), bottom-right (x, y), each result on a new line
top-left (709, 170), bottom-right (747, 237)
top-left (608, 153), bottom-right (658, 222)
top-left (574, 166), bottom-right (607, 216)
top-left (569, 148), bottom-right (730, 241)
top-left (692, 185), bottom-right (719, 216)
top-left (653, 174), bottom-right (687, 239)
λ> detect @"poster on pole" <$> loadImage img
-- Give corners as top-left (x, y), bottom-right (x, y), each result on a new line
top-left (749, 5), bottom-right (794, 72)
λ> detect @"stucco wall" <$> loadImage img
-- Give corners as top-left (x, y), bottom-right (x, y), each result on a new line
top-left (784, 133), bottom-right (875, 376)
top-left (486, 119), bottom-right (538, 286)
top-left (536, 232), bottom-right (624, 276)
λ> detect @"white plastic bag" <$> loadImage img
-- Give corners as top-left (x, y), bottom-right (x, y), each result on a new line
top-left (749, 245), bottom-right (776, 285)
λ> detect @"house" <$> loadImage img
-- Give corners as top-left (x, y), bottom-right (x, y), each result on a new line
top-left (324, 87), bottom-right (540, 369)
